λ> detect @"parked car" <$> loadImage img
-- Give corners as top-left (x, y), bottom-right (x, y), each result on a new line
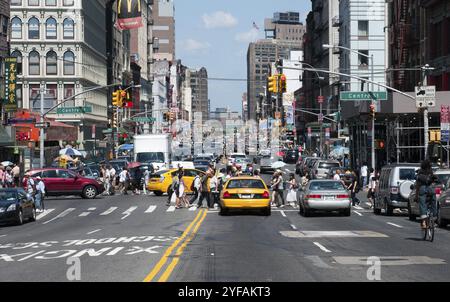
top-left (436, 179), bottom-right (450, 227)
top-left (311, 160), bottom-right (341, 179)
top-left (283, 150), bottom-right (299, 164)
top-left (295, 157), bottom-right (319, 176)
top-left (298, 180), bottom-right (352, 216)
top-left (228, 153), bottom-right (248, 164)
top-left (0, 188), bottom-right (36, 225)
top-left (408, 169), bottom-right (450, 222)
top-left (193, 159), bottom-right (211, 172)
top-left (22, 168), bottom-right (105, 199)
top-left (374, 163), bottom-right (420, 216)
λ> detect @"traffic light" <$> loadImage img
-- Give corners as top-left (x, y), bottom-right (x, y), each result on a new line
top-left (169, 112), bottom-right (176, 121)
top-left (369, 103), bottom-right (376, 118)
top-left (268, 75), bottom-right (279, 94)
top-left (163, 112), bottom-right (168, 122)
top-left (280, 74), bottom-right (287, 93)
top-left (375, 139), bottom-right (385, 149)
top-left (430, 130), bottom-right (441, 142)
top-left (112, 90), bottom-right (123, 107)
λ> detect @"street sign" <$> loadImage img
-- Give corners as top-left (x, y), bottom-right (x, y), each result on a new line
top-left (56, 106), bottom-right (92, 114)
top-left (8, 118), bottom-right (36, 124)
top-left (415, 86), bottom-right (436, 108)
top-left (318, 113), bottom-right (323, 122)
top-left (131, 117), bottom-right (156, 123)
top-left (340, 91), bottom-right (388, 101)
top-left (35, 122), bottom-right (51, 129)
top-left (441, 105), bottom-right (450, 142)
top-left (325, 128), bottom-right (330, 139)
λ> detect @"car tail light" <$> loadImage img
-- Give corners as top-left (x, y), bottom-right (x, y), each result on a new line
top-left (223, 191), bottom-right (231, 198)
top-left (262, 191), bottom-right (270, 198)
top-left (306, 194), bottom-right (322, 199)
top-left (337, 194), bottom-right (349, 199)
top-left (390, 186), bottom-right (399, 194)
top-left (435, 187), bottom-right (441, 196)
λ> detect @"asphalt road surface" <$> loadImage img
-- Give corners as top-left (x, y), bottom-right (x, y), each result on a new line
top-left (1, 164), bottom-right (450, 282)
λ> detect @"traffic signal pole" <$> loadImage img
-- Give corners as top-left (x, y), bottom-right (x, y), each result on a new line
top-left (40, 83), bottom-right (45, 168)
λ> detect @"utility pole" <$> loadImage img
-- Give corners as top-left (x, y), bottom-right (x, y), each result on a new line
top-left (422, 65), bottom-right (430, 160)
top-left (370, 54), bottom-right (376, 170)
top-left (39, 83), bottom-right (45, 168)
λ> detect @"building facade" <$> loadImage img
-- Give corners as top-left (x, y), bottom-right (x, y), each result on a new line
top-left (264, 11), bottom-right (306, 41)
top-left (187, 67), bottom-right (208, 121)
top-left (10, 0), bottom-right (108, 156)
top-left (151, 0), bottom-right (175, 62)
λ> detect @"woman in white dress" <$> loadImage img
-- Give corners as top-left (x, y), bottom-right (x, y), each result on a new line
top-left (176, 171), bottom-right (189, 209)
top-left (286, 174), bottom-right (298, 207)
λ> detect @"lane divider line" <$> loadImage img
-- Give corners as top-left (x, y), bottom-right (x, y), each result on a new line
top-left (100, 207), bottom-right (117, 216)
top-left (42, 208), bottom-right (75, 224)
top-left (387, 222), bottom-right (403, 228)
top-left (353, 210), bottom-right (363, 216)
top-left (0, 235), bottom-right (6, 238)
top-left (36, 208), bottom-right (54, 220)
top-left (158, 209), bottom-right (208, 282)
top-left (143, 209), bottom-right (205, 282)
top-left (313, 242), bottom-right (332, 253)
top-left (87, 229), bottom-right (102, 235)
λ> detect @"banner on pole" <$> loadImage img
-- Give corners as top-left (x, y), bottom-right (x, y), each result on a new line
top-left (117, 0), bottom-right (143, 30)
top-left (441, 105), bottom-right (449, 142)
top-left (3, 57), bottom-right (18, 112)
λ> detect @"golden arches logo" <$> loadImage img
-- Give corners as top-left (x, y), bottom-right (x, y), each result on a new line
top-left (118, 0), bottom-right (141, 14)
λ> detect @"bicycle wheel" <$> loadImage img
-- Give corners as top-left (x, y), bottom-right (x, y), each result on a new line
top-left (422, 219), bottom-right (428, 241)
top-left (428, 216), bottom-right (435, 242)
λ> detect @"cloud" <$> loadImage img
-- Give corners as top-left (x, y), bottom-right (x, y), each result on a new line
top-left (180, 39), bottom-right (211, 53)
top-left (235, 28), bottom-right (260, 43)
top-left (202, 11), bottom-right (238, 29)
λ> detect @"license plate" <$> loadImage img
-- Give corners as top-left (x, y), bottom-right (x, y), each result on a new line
top-left (240, 194), bottom-right (252, 199)
top-left (323, 196), bottom-right (335, 200)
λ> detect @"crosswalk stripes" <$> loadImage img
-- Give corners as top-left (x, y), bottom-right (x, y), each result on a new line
top-left (42, 208), bottom-right (75, 224)
top-left (167, 206), bottom-right (176, 212)
top-left (121, 206), bottom-right (137, 220)
top-left (145, 205), bottom-right (157, 213)
top-left (100, 207), bottom-right (117, 216)
top-left (36, 209), bottom-right (54, 220)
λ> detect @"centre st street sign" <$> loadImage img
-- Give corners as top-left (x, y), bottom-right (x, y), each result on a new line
top-left (56, 107), bottom-right (92, 114)
top-left (340, 91), bottom-right (388, 101)
top-left (131, 117), bottom-right (156, 123)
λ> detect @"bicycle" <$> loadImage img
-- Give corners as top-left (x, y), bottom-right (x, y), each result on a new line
top-left (422, 193), bottom-right (436, 242)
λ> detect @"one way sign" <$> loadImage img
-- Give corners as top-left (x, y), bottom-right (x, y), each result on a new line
top-left (415, 85), bottom-right (436, 109)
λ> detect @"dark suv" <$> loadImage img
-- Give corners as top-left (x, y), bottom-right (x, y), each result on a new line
top-left (23, 168), bottom-right (104, 199)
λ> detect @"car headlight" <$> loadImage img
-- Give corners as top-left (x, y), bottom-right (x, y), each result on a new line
top-left (0, 208), bottom-right (5, 213)
top-left (6, 204), bottom-right (16, 212)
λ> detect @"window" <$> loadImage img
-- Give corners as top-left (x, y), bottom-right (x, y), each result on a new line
top-left (399, 169), bottom-right (417, 180)
top-left (46, 0), bottom-right (56, 5)
top-left (57, 170), bottom-right (75, 178)
top-left (358, 20), bottom-right (369, 37)
top-left (63, 51), bottom-right (75, 75)
top-left (28, 17), bottom-right (40, 39)
top-left (63, 18), bottom-right (74, 39)
top-left (63, 0), bottom-right (74, 6)
top-left (11, 0), bottom-right (22, 5)
top-left (358, 50), bottom-right (369, 67)
top-left (46, 17), bottom-right (57, 39)
top-left (2, 15), bottom-right (8, 35)
top-left (11, 50), bottom-right (22, 75)
top-left (28, 0), bottom-right (39, 5)
top-left (42, 170), bottom-right (57, 178)
top-left (29, 51), bottom-right (40, 75)
top-left (46, 51), bottom-right (57, 75)
top-left (64, 84), bottom-right (75, 107)
top-left (11, 17), bottom-right (22, 39)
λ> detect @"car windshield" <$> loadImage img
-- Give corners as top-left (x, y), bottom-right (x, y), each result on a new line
top-left (227, 179), bottom-right (265, 189)
top-left (194, 160), bottom-right (210, 165)
top-left (436, 173), bottom-right (450, 185)
top-left (309, 181), bottom-right (345, 191)
top-left (0, 191), bottom-right (17, 201)
top-left (232, 155), bottom-right (246, 159)
top-left (152, 170), bottom-right (168, 176)
top-left (318, 162), bottom-right (340, 169)
top-left (399, 168), bottom-right (417, 180)
top-left (137, 152), bottom-right (164, 163)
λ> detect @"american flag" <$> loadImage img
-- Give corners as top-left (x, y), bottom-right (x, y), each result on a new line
top-left (252, 22), bottom-right (260, 30)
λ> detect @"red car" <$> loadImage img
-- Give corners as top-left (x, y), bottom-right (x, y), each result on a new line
top-left (23, 168), bottom-right (104, 199)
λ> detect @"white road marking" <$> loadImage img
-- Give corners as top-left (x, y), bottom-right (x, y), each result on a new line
top-left (0, 235), bottom-right (6, 238)
top-left (333, 256), bottom-right (446, 266)
top-left (87, 229), bottom-right (102, 235)
top-left (87, 207), bottom-right (96, 211)
top-left (100, 207), bottom-right (118, 216)
top-left (145, 205), bottom-right (157, 213)
top-left (280, 230), bottom-right (388, 238)
top-left (166, 206), bottom-right (176, 212)
top-left (36, 209), bottom-right (54, 220)
top-left (290, 224), bottom-right (297, 230)
top-left (313, 242), bottom-right (332, 253)
top-left (352, 210), bottom-right (363, 216)
top-left (272, 209), bottom-right (297, 212)
top-left (280, 210), bottom-right (287, 217)
top-left (353, 205), bottom-right (363, 210)
top-left (387, 222), bottom-right (403, 228)
top-left (189, 206), bottom-right (197, 211)
top-left (42, 208), bottom-right (75, 224)
top-left (79, 208), bottom-right (96, 217)
top-left (121, 206), bottom-right (138, 220)
top-left (207, 210), bottom-right (219, 213)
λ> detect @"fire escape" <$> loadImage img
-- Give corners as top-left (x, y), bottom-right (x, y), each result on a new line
top-left (395, 0), bottom-right (410, 90)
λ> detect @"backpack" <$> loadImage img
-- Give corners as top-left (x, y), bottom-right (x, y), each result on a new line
top-left (190, 177), bottom-right (197, 191)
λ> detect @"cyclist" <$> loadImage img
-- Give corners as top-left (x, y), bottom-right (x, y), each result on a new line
top-left (416, 160), bottom-right (438, 229)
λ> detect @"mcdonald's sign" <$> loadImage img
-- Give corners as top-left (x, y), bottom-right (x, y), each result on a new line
top-left (117, 0), bottom-right (143, 30)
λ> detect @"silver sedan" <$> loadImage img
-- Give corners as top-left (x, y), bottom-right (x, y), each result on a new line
top-left (299, 180), bottom-right (352, 216)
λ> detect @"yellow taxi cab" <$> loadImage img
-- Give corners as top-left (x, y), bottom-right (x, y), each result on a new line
top-left (147, 168), bottom-right (205, 196)
top-left (219, 176), bottom-right (271, 216)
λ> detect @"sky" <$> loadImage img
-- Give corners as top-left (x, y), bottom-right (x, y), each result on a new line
top-left (174, 0), bottom-right (311, 114)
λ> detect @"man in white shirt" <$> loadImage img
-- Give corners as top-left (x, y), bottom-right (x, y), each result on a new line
top-left (189, 174), bottom-right (201, 205)
top-left (109, 165), bottom-right (116, 194)
top-left (360, 163), bottom-right (368, 189)
top-left (35, 176), bottom-right (46, 212)
top-left (118, 168), bottom-right (129, 195)
top-left (142, 167), bottom-right (151, 195)
top-left (333, 170), bottom-right (341, 181)
top-left (367, 168), bottom-right (376, 209)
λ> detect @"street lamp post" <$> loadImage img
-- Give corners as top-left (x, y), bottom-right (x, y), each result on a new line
top-left (323, 44), bottom-right (375, 169)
